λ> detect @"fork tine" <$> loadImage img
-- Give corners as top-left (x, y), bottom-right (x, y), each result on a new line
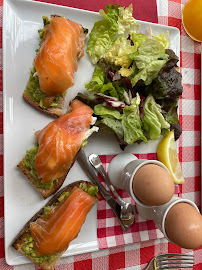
top-left (158, 263), bottom-right (194, 269)
top-left (158, 260), bottom-right (194, 266)
top-left (158, 258), bottom-right (194, 262)
top-left (157, 253), bottom-right (194, 259)
top-left (157, 264), bottom-right (194, 270)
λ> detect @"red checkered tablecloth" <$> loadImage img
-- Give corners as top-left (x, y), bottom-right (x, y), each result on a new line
top-left (0, 0), bottom-right (202, 269)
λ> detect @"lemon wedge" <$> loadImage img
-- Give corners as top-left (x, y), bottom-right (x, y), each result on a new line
top-left (157, 130), bottom-right (184, 184)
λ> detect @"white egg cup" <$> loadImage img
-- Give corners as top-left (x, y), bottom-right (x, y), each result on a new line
top-left (108, 153), bottom-right (200, 245)
top-left (108, 153), bottom-right (170, 220)
top-left (152, 196), bottom-right (200, 243)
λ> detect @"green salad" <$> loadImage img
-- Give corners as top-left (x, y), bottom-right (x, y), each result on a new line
top-left (79, 3), bottom-right (182, 149)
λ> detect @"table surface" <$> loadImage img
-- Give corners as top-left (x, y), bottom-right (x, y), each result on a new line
top-left (0, 0), bottom-right (202, 269)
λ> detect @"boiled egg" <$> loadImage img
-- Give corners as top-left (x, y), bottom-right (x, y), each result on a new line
top-left (165, 202), bottom-right (202, 249)
top-left (132, 164), bottom-right (175, 206)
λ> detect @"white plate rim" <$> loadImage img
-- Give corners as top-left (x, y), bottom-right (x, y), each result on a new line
top-left (3, 0), bottom-right (180, 266)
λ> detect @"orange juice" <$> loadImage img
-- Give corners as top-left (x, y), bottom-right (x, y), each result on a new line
top-left (182, 0), bottom-right (202, 42)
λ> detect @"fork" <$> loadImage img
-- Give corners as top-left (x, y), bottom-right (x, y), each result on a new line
top-left (144, 253), bottom-right (194, 270)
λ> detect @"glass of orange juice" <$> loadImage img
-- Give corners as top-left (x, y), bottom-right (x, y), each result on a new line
top-left (182, 0), bottom-right (202, 42)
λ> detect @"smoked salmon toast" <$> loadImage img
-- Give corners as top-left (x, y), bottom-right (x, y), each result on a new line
top-left (12, 181), bottom-right (99, 270)
top-left (23, 15), bottom-right (88, 117)
top-left (17, 100), bottom-right (98, 198)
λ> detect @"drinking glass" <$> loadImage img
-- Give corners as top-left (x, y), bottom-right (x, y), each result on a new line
top-left (182, 0), bottom-right (202, 42)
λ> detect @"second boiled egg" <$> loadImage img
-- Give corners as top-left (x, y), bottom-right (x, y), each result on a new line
top-left (165, 202), bottom-right (202, 249)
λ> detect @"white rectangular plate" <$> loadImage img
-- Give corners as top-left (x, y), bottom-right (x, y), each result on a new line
top-left (3, 0), bottom-right (180, 266)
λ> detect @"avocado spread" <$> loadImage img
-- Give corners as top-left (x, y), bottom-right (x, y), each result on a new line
top-left (79, 182), bottom-right (98, 197)
top-left (43, 206), bottom-right (52, 215)
top-left (42, 16), bottom-right (51, 26)
top-left (22, 144), bottom-right (55, 189)
top-left (21, 234), bottom-right (57, 264)
top-left (80, 139), bottom-right (88, 148)
top-left (24, 16), bottom-right (63, 109)
top-left (58, 191), bottom-right (70, 202)
top-left (49, 184), bottom-right (98, 210)
top-left (36, 16), bottom-right (50, 50)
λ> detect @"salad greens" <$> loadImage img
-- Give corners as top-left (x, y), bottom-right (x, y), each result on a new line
top-left (83, 3), bottom-right (183, 148)
top-left (87, 4), bottom-right (120, 65)
top-left (94, 104), bottom-right (122, 119)
top-left (122, 94), bottom-right (147, 144)
top-left (94, 94), bottom-right (147, 145)
top-left (142, 95), bottom-right (170, 140)
top-left (144, 53), bottom-right (183, 101)
top-left (87, 4), bottom-right (140, 64)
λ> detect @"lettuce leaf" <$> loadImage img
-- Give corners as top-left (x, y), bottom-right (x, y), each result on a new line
top-left (104, 40), bottom-right (138, 68)
top-left (99, 83), bottom-right (119, 98)
top-left (100, 4), bottom-right (120, 23)
top-left (94, 104), bottom-right (122, 119)
top-left (85, 65), bottom-right (105, 92)
top-left (87, 4), bottom-right (140, 64)
top-left (142, 95), bottom-right (170, 140)
top-left (159, 54), bottom-right (170, 61)
top-left (164, 106), bottom-right (179, 125)
top-left (75, 91), bottom-right (99, 109)
top-left (85, 64), bottom-right (118, 98)
top-left (154, 31), bottom-right (170, 49)
top-left (137, 38), bottom-right (165, 59)
top-left (144, 58), bottom-right (183, 101)
top-left (117, 4), bottom-right (140, 36)
top-left (85, 61), bottom-right (129, 101)
top-left (122, 94), bottom-right (147, 144)
top-left (101, 117), bottom-right (124, 140)
top-left (129, 38), bottom-right (167, 86)
top-left (131, 59), bottom-right (167, 86)
top-left (118, 67), bottom-right (133, 77)
top-left (131, 32), bottom-right (148, 47)
top-left (87, 4), bottom-right (120, 64)
top-left (112, 81), bottom-right (126, 101)
top-left (130, 54), bottom-right (152, 70)
top-left (94, 94), bottom-right (147, 145)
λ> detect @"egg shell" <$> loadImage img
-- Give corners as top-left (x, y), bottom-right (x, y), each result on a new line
top-left (132, 164), bottom-right (175, 206)
top-left (165, 202), bottom-right (202, 249)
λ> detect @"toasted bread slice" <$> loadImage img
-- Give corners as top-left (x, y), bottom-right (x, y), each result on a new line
top-left (17, 151), bottom-right (79, 199)
top-left (12, 181), bottom-right (99, 270)
top-left (23, 91), bottom-right (65, 118)
top-left (23, 16), bottom-right (88, 118)
top-left (17, 99), bottom-right (95, 199)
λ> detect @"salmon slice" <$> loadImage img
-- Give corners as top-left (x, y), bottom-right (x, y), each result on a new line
top-left (35, 100), bottom-right (93, 183)
top-left (30, 187), bottom-right (96, 255)
top-left (34, 16), bottom-right (86, 97)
